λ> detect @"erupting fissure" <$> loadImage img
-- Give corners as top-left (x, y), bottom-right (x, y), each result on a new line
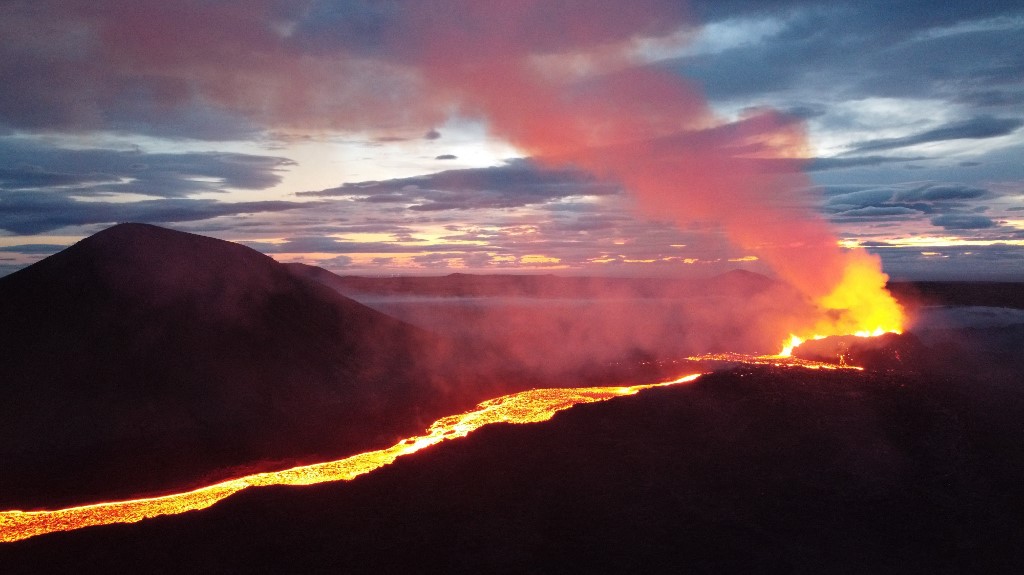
top-left (776, 255), bottom-right (905, 356)
top-left (0, 374), bottom-right (701, 544)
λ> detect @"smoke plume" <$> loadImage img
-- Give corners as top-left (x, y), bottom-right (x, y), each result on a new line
top-left (391, 0), bottom-right (905, 344)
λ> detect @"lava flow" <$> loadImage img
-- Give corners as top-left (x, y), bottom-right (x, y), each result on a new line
top-left (687, 352), bottom-right (863, 371)
top-left (0, 374), bottom-right (701, 544)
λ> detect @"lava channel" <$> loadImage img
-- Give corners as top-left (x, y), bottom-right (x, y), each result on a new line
top-left (0, 373), bottom-right (702, 543)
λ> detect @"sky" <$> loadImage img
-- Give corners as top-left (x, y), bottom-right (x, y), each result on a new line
top-left (1, 0), bottom-right (1022, 281)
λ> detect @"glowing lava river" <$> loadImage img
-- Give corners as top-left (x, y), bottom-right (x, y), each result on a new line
top-left (0, 345), bottom-right (872, 545)
top-left (0, 373), bottom-right (709, 543)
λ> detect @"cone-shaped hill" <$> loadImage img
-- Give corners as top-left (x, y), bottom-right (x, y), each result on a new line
top-left (0, 223), bottom-right (467, 509)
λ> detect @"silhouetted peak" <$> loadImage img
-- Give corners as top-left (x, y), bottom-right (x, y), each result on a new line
top-left (0, 223), bottom-right (315, 330)
top-left (71, 222), bottom-right (274, 268)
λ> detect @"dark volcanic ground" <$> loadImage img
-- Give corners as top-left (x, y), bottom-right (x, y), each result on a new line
top-left (3, 365), bottom-right (1023, 573)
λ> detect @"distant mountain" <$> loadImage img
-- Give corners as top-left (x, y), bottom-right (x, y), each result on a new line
top-left (286, 264), bottom-right (784, 300)
top-left (0, 224), bottom-right (477, 509)
top-left (289, 264), bottom-right (809, 365)
top-left (4, 365), bottom-right (1023, 572)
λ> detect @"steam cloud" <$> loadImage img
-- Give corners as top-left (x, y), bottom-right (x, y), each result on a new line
top-left (389, 0), bottom-right (903, 340)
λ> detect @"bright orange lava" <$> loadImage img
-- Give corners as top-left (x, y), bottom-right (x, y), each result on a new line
top-left (0, 374), bottom-right (702, 544)
top-left (687, 352), bottom-right (863, 371)
top-left (779, 255), bottom-right (906, 356)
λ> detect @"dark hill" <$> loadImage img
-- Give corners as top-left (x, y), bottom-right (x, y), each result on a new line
top-left (4, 366), bottom-right (1023, 573)
top-left (0, 224), bottom-right (475, 509)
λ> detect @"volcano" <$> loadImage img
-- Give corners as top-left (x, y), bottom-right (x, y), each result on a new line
top-left (3, 224), bottom-right (1023, 571)
top-left (0, 224), bottom-right (479, 509)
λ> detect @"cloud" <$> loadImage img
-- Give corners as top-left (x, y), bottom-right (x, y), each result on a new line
top-left (300, 159), bottom-right (621, 211)
top-left (0, 1), bottom-right (691, 141)
top-left (835, 206), bottom-right (920, 218)
top-left (0, 1), bottom-right (437, 140)
top-left (848, 116), bottom-right (1023, 153)
top-left (823, 182), bottom-right (994, 215)
top-left (0, 139), bottom-right (294, 198)
top-left (930, 214), bottom-right (996, 230)
top-left (435, 154), bottom-right (457, 160)
top-left (671, 2), bottom-right (1024, 104)
top-left (0, 244), bottom-right (67, 255)
top-left (244, 235), bottom-right (495, 255)
top-left (895, 184), bottom-right (987, 202)
top-left (0, 0), bottom-right (1021, 285)
top-left (0, 190), bottom-right (316, 234)
top-left (808, 156), bottom-right (929, 172)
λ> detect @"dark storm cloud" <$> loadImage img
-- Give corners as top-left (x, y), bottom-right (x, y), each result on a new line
top-left (0, 140), bottom-right (294, 198)
top-left (848, 117), bottom-right (1024, 154)
top-left (299, 160), bottom-right (621, 211)
top-left (822, 182), bottom-right (1003, 230)
top-left (896, 185), bottom-right (987, 202)
top-left (835, 206), bottom-right (921, 218)
top-left (669, 1), bottom-right (1024, 105)
top-left (0, 190), bottom-right (315, 234)
top-left (1, 0), bottom-right (1019, 147)
top-left (824, 183), bottom-right (992, 213)
top-left (930, 214), bottom-right (997, 230)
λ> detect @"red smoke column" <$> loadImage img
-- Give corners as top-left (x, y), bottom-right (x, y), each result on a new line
top-left (395, 0), bottom-right (904, 342)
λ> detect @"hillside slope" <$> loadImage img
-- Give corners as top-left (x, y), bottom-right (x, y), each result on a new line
top-left (0, 224), bottom-right (464, 508)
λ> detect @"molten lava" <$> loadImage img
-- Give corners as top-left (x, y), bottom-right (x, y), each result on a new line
top-left (688, 351), bottom-right (863, 371)
top-left (0, 374), bottom-right (700, 544)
